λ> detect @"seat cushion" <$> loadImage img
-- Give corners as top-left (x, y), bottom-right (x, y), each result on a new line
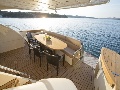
top-left (62, 47), bottom-right (75, 58)
top-left (40, 78), bottom-right (77, 90)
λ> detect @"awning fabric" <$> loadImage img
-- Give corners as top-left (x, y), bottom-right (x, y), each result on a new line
top-left (0, 0), bottom-right (110, 10)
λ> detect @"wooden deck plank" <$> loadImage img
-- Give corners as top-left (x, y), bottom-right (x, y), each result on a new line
top-left (0, 43), bottom-right (96, 90)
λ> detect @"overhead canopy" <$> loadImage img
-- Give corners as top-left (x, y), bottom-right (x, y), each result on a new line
top-left (0, 0), bottom-right (110, 11)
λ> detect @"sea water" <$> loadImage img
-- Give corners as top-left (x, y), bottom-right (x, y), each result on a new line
top-left (0, 18), bottom-right (120, 58)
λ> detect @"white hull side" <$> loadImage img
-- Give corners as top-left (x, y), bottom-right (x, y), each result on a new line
top-left (94, 58), bottom-right (115, 90)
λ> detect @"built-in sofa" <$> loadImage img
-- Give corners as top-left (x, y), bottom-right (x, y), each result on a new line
top-left (45, 30), bottom-right (84, 65)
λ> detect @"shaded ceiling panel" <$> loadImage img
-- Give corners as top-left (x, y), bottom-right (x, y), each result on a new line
top-left (0, 0), bottom-right (110, 10)
top-left (48, 0), bottom-right (90, 9)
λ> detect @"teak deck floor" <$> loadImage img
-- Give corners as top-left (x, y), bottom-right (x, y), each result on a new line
top-left (0, 43), bottom-right (98, 90)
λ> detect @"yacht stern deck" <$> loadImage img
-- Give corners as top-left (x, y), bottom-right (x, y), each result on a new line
top-left (0, 42), bottom-right (98, 90)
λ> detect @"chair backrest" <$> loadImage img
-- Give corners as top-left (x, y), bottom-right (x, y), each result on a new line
top-left (26, 32), bottom-right (33, 39)
top-left (26, 32), bottom-right (33, 43)
top-left (44, 52), bottom-right (60, 66)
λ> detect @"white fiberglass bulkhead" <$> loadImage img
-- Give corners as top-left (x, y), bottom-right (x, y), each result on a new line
top-left (0, 24), bottom-right (24, 53)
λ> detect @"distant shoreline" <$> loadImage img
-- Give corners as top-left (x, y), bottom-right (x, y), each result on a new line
top-left (67, 15), bottom-right (120, 20)
top-left (0, 11), bottom-right (68, 18)
top-left (0, 17), bottom-right (120, 21)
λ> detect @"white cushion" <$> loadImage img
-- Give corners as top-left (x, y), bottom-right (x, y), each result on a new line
top-left (40, 78), bottom-right (77, 90)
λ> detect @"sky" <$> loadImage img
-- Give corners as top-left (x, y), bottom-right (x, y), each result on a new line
top-left (57, 0), bottom-right (120, 18)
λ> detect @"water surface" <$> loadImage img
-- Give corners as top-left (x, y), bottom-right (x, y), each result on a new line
top-left (0, 18), bottom-right (120, 58)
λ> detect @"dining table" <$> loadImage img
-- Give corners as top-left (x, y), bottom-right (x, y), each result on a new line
top-left (34, 34), bottom-right (67, 50)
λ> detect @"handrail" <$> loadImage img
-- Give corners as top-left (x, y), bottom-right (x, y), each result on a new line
top-left (73, 42), bottom-right (84, 60)
top-left (73, 48), bottom-right (82, 60)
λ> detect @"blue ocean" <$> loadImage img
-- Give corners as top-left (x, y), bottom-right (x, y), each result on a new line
top-left (0, 18), bottom-right (120, 58)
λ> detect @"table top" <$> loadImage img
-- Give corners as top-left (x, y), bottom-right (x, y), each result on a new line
top-left (34, 34), bottom-right (67, 50)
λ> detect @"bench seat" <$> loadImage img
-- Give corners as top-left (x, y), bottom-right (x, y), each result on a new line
top-left (62, 47), bottom-right (75, 58)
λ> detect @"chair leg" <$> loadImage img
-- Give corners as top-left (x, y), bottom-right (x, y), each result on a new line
top-left (40, 57), bottom-right (41, 67)
top-left (28, 46), bottom-right (31, 59)
top-left (34, 53), bottom-right (35, 62)
top-left (29, 47), bottom-right (31, 54)
top-left (30, 51), bottom-right (31, 59)
top-left (63, 54), bottom-right (65, 66)
top-left (57, 65), bottom-right (59, 76)
top-left (47, 62), bottom-right (48, 71)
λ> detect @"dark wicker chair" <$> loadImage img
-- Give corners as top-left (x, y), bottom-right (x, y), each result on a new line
top-left (26, 32), bottom-right (33, 43)
top-left (26, 32), bottom-right (38, 55)
top-left (43, 51), bottom-right (65, 76)
top-left (33, 46), bottom-right (44, 67)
